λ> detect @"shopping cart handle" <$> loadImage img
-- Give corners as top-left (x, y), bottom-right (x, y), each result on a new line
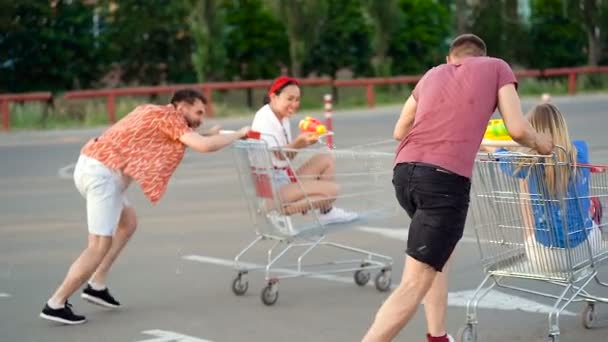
top-left (481, 139), bottom-right (520, 147)
top-left (219, 130), bottom-right (261, 140)
top-left (247, 130), bottom-right (261, 139)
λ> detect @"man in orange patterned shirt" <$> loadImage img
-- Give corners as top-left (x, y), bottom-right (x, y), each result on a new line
top-left (40, 89), bottom-right (249, 325)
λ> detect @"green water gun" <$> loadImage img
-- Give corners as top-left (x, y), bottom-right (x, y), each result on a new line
top-left (484, 119), bottom-right (512, 141)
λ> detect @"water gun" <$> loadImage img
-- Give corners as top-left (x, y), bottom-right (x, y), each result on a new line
top-left (299, 116), bottom-right (327, 135)
top-left (484, 119), bottom-right (512, 141)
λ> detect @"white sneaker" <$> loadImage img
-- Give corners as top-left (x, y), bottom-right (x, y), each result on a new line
top-left (318, 207), bottom-right (359, 225)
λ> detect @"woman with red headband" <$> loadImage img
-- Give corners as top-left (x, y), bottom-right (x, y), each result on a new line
top-left (251, 76), bottom-right (358, 225)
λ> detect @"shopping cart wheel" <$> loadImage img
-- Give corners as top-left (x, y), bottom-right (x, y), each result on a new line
top-left (374, 269), bottom-right (392, 292)
top-left (581, 302), bottom-right (596, 329)
top-left (354, 269), bottom-right (371, 286)
top-left (231, 273), bottom-right (249, 296)
top-left (456, 324), bottom-right (477, 342)
top-left (261, 282), bottom-right (279, 306)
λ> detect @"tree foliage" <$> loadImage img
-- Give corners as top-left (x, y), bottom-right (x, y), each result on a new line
top-left (102, 0), bottom-right (194, 85)
top-left (0, 1), bottom-right (104, 92)
top-left (223, 0), bottom-right (290, 80)
top-left (388, 0), bottom-right (451, 75)
top-left (303, 0), bottom-right (373, 78)
top-left (189, 0), bottom-right (226, 82)
top-left (527, 0), bottom-right (587, 69)
top-left (1, 0), bottom-right (606, 93)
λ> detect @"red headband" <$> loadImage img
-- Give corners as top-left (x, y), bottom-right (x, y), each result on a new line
top-left (268, 76), bottom-right (300, 96)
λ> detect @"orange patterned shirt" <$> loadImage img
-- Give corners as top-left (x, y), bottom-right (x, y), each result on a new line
top-left (82, 104), bottom-right (193, 204)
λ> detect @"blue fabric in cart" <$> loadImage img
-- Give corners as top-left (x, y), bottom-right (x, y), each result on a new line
top-left (495, 140), bottom-right (593, 248)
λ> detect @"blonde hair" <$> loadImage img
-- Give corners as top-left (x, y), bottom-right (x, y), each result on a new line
top-left (524, 103), bottom-right (577, 196)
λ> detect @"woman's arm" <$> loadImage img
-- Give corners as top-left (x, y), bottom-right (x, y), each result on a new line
top-left (272, 133), bottom-right (318, 160)
top-left (286, 132), bottom-right (318, 150)
top-left (480, 145), bottom-right (498, 153)
top-left (497, 84), bottom-right (553, 154)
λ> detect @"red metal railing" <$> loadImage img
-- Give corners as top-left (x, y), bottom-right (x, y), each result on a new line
top-left (62, 78), bottom-right (332, 124)
top-left (0, 92), bottom-right (52, 131)
top-left (542, 66), bottom-right (608, 94)
top-left (334, 75), bottom-right (422, 108)
top-left (63, 84), bottom-right (202, 123)
top-left (2, 66), bottom-right (607, 131)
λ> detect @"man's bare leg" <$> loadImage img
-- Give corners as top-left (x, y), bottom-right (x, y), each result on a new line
top-left (424, 256), bottom-right (453, 337)
top-left (362, 255), bottom-right (437, 342)
top-left (48, 235), bottom-right (113, 305)
top-left (89, 207), bottom-right (137, 286)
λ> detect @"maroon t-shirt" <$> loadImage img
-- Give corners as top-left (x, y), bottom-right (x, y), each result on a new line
top-left (395, 57), bottom-right (517, 178)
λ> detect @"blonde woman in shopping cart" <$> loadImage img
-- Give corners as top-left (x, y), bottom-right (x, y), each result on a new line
top-left (484, 103), bottom-right (604, 272)
top-left (251, 76), bottom-right (358, 225)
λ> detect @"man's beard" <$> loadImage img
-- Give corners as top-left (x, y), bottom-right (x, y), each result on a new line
top-left (186, 117), bottom-right (201, 128)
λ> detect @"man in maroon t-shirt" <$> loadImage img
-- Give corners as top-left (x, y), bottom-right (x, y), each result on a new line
top-left (363, 34), bottom-right (553, 342)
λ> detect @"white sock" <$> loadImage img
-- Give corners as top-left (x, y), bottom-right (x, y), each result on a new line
top-left (47, 299), bottom-right (64, 309)
top-left (88, 281), bottom-right (106, 291)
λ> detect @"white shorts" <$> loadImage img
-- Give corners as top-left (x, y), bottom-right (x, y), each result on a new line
top-left (525, 225), bottom-right (604, 272)
top-left (73, 155), bottom-right (131, 236)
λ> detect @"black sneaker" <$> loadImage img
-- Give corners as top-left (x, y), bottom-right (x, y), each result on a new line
top-left (40, 301), bottom-right (86, 325)
top-left (81, 284), bottom-right (120, 308)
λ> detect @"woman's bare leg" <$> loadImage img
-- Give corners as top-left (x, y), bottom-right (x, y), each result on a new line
top-left (278, 180), bottom-right (338, 214)
top-left (296, 153), bottom-right (335, 182)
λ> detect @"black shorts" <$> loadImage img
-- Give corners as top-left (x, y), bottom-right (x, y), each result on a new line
top-left (393, 162), bottom-right (471, 272)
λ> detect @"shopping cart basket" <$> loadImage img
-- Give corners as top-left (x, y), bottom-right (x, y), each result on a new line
top-left (229, 133), bottom-right (396, 305)
top-left (458, 149), bottom-right (608, 342)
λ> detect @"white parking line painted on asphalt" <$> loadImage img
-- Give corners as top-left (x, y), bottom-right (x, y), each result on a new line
top-left (183, 255), bottom-right (357, 285)
top-left (57, 163), bottom-right (76, 180)
top-left (138, 329), bottom-right (214, 342)
top-left (448, 289), bottom-right (576, 316)
top-left (356, 226), bottom-right (477, 243)
top-left (0, 293), bottom-right (11, 298)
top-left (184, 254), bottom-right (577, 316)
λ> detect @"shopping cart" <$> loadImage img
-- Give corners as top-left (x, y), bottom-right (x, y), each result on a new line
top-left (458, 149), bottom-right (608, 342)
top-left (229, 132), bottom-right (395, 305)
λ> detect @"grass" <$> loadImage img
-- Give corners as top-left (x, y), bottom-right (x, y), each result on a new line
top-left (6, 74), bottom-right (608, 131)
top-left (518, 74), bottom-right (608, 95)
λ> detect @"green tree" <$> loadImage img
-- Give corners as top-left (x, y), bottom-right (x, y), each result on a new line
top-left (467, 1), bottom-right (529, 66)
top-left (527, 0), bottom-right (586, 69)
top-left (265, 0), bottom-right (327, 77)
top-left (455, 0), bottom-right (469, 34)
top-left (364, 0), bottom-right (402, 76)
top-left (0, 0), bottom-right (105, 92)
top-left (504, 0), bottom-right (529, 65)
top-left (602, 4), bottom-right (608, 64)
top-left (102, 0), bottom-right (195, 85)
top-left (222, 0), bottom-right (290, 80)
top-left (388, 0), bottom-right (451, 75)
top-left (566, 0), bottom-right (608, 66)
top-left (303, 0), bottom-right (373, 78)
top-left (189, 0), bottom-right (226, 82)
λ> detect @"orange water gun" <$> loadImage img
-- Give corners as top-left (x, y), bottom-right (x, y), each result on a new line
top-left (299, 116), bottom-right (327, 135)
